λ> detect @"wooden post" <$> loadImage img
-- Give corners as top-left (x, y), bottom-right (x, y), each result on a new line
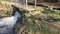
top-left (15, 0), bottom-right (17, 6)
top-left (35, 0), bottom-right (37, 9)
top-left (26, 0), bottom-right (28, 10)
top-left (23, 0), bottom-right (25, 6)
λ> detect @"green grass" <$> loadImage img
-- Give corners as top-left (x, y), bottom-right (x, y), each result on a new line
top-left (2, 3), bottom-right (59, 34)
top-left (49, 13), bottom-right (60, 19)
top-left (12, 7), bottom-right (60, 34)
top-left (43, 9), bottom-right (60, 25)
top-left (1, 1), bottom-right (13, 5)
top-left (43, 9), bottom-right (60, 19)
top-left (26, 10), bottom-right (60, 34)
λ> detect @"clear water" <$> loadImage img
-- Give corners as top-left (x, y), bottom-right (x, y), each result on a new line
top-left (0, 12), bottom-right (21, 34)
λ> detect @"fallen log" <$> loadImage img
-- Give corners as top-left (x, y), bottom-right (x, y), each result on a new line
top-left (28, 2), bottom-right (48, 8)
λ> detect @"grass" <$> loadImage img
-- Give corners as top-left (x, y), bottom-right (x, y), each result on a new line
top-left (45, 10), bottom-right (60, 19)
top-left (1, 6), bottom-right (59, 34)
top-left (1, 1), bottom-right (13, 5)
top-left (25, 8), bottom-right (60, 34)
top-left (0, 2), bottom-right (60, 34)
top-left (0, 10), bottom-right (12, 17)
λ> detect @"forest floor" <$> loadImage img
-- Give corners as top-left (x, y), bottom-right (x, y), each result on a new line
top-left (14, 6), bottom-right (60, 34)
top-left (0, 1), bottom-right (60, 34)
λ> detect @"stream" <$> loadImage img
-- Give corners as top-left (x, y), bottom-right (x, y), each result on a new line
top-left (0, 7), bottom-right (21, 34)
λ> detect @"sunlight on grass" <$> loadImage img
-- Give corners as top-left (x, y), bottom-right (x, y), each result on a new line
top-left (43, 9), bottom-right (60, 19)
top-left (49, 13), bottom-right (60, 19)
top-left (1, 1), bottom-right (13, 5)
top-left (57, 21), bottom-right (60, 25)
top-left (46, 10), bottom-right (60, 25)
top-left (36, 7), bottom-right (45, 11)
